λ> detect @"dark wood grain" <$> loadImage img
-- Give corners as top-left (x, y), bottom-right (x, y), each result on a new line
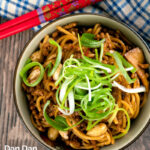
top-left (0, 17), bottom-right (150, 150)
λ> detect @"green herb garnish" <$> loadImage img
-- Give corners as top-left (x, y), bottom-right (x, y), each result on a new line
top-left (81, 33), bottom-right (105, 48)
top-left (48, 39), bottom-right (62, 77)
top-left (20, 62), bottom-right (44, 87)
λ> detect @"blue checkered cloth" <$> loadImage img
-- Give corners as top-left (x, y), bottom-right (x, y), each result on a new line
top-left (0, 0), bottom-right (150, 43)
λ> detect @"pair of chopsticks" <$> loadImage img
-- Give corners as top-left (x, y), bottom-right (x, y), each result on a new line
top-left (0, 0), bottom-right (102, 40)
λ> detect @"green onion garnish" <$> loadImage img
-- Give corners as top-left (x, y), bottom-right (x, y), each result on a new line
top-left (45, 62), bottom-right (52, 76)
top-left (111, 51), bottom-right (135, 84)
top-left (99, 42), bottom-right (104, 62)
top-left (95, 48), bottom-right (98, 60)
top-left (20, 62), bottom-right (44, 87)
top-left (48, 39), bottom-right (62, 77)
top-left (113, 108), bottom-right (130, 139)
top-left (43, 101), bottom-right (69, 131)
top-left (81, 33), bottom-right (105, 48)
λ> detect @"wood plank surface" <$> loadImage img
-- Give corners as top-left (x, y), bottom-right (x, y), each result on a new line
top-left (0, 17), bottom-right (150, 150)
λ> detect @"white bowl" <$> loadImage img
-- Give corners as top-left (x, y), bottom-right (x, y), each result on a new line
top-left (14, 14), bottom-right (150, 150)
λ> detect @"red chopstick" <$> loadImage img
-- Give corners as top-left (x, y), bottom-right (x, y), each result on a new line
top-left (0, 0), bottom-right (102, 40)
top-left (0, 0), bottom-right (74, 32)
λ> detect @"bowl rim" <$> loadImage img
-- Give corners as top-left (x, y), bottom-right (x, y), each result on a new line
top-left (13, 13), bottom-right (150, 150)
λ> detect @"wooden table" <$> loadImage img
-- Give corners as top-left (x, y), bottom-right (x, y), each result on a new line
top-left (0, 17), bottom-right (150, 150)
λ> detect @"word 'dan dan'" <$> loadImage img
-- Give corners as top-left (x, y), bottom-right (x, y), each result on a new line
top-left (4, 145), bottom-right (37, 150)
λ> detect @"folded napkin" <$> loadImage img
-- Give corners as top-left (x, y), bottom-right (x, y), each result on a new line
top-left (0, 0), bottom-right (149, 44)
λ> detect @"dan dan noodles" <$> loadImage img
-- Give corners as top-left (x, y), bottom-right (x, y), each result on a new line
top-left (20, 23), bottom-right (149, 150)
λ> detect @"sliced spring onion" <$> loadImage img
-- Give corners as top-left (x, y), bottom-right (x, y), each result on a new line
top-left (113, 108), bottom-right (130, 139)
top-left (87, 121), bottom-right (93, 130)
top-left (56, 86), bottom-right (70, 110)
top-left (85, 75), bottom-right (91, 102)
top-left (63, 65), bottom-right (77, 77)
top-left (125, 67), bottom-right (134, 71)
top-left (99, 42), bottom-right (104, 62)
top-left (25, 58), bottom-right (32, 65)
top-left (81, 33), bottom-right (105, 48)
top-left (98, 70), bottom-right (119, 81)
top-left (106, 51), bottom-right (136, 74)
top-left (68, 90), bottom-right (75, 114)
top-left (64, 119), bottom-right (84, 130)
top-left (95, 67), bottom-right (132, 76)
top-left (111, 51), bottom-right (135, 84)
top-left (48, 39), bottom-right (62, 77)
top-left (45, 62), bottom-right (52, 76)
top-left (78, 34), bottom-right (84, 55)
top-left (64, 65), bottom-right (78, 69)
top-left (55, 73), bottom-right (64, 86)
top-left (61, 78), bottom-right (81, 108)
top-left (81, 88), bottom-right (115, 120)
top-left (63, 55), bottom-right (81, 67)
top-left (58, 90), bottom-right (75, 115)
top-left (43, 101), bottom-right (69, 131)
top-left (92, 65), bottom-right (112, 73)
top-left (20, 62), bottom-right (44, 87)
top-left (119, 52), bottom-right (136, 73)
top-left (107, 105), bottom-right (119, 125)
top-left (82, 56), bottom-right (115, 73)
top-left (86, 119), bottom-right (102, 130)
top-left (110, 73), bottom-right (120, 81)
top-left (59, 78), bottom-right (74, 102)
top-left (56, 86), bottom-right (62, 106)
top-left (112, 81), bottom-right (146, 93)
top-left (95, 48), bottom-right (98, 60)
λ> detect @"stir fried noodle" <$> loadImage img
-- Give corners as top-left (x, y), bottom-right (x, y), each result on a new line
top-left (21, 23), bottom-right (149, 150)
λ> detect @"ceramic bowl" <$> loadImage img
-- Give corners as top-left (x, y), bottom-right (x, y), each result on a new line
top-left (14, 14), bottom-right (150, 150)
